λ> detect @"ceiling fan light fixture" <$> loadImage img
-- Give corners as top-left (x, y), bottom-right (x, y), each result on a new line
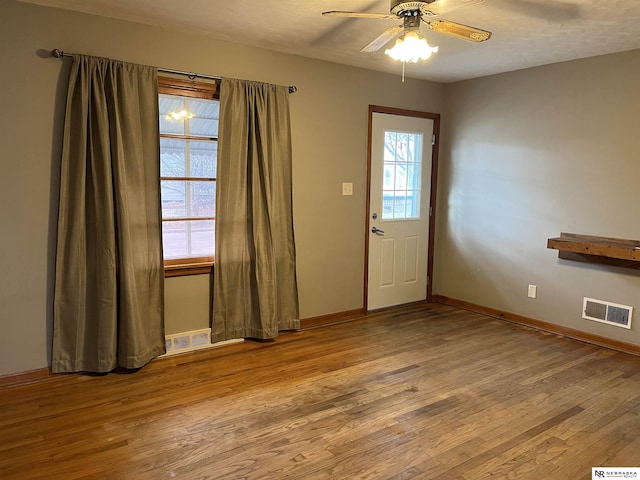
top-left (384, 30), bottom-right (438, 63)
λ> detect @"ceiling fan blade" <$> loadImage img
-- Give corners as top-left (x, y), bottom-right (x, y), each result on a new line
top-left (425, 19), bottom-right (492, 42)
top-left (361, 24), bottom-right (404, 52)
top-left (322, 11), bottom-right (397, 19)
top-left (421, 0), bottom-right (484, 17)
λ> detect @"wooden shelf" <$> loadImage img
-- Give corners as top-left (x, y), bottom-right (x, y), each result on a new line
top-left (547, 233), bottom-right (640, 269)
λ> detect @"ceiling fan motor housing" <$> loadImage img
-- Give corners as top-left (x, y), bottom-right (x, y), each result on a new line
top-left (390, 1), bottom-right (432, 16)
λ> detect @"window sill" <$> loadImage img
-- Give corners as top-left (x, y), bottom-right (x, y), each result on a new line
top-left (164, 258), bottom-right (214, 278)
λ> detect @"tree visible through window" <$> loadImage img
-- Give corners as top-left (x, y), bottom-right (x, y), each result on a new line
top-left (158, 78), bottom-right (219, 274)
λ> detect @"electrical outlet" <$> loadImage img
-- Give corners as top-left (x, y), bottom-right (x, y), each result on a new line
top-left (342, 182), bottom-right (353, 196)
top-left (528, 285), bottom-right (537, 299)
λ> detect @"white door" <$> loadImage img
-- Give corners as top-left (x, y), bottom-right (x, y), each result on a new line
top-left (367, 112), bottom-right (434, 311)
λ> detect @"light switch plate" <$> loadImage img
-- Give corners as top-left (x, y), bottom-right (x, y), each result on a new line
top-left (342, 182), bottom-right (353, 196)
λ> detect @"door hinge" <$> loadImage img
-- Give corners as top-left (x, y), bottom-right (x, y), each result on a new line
top-left (432, 133), bottom-right (436, 146)
top-left (429, 206), bottom-right (432, 216)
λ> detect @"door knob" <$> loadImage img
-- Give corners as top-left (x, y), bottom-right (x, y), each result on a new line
top-left (371, 226), bottom-right (385, 235)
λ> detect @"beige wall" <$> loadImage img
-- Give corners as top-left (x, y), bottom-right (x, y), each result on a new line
top-left (0, 0), bottom-right (444, 375)
top-left (5, 0), bottom-right (637, 377)
top-left (436, 49), bottom-right (640, 346)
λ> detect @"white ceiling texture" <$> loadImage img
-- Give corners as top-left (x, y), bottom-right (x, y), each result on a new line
top-left (20, 0), bottom-right (640, 83)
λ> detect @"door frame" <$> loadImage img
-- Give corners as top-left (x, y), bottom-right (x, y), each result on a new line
top-left (364, 105), bottom-right (441, 312)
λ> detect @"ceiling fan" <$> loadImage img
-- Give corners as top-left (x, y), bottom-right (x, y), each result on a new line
top-left (322, 0), bottom-right (492, 56)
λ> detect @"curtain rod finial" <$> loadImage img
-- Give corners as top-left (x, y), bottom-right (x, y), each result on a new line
top-left (288, 86), bottom-right (297, 94)
top-left (51, 49), bottom-right (64, 58)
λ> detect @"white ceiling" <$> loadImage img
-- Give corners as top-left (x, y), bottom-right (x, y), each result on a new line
top-left (20, 0), bottom-right (640, 83)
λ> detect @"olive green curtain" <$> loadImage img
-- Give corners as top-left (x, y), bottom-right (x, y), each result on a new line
top-left (52, 55), bottom-right (165, 373)
top-left (213, 78), bottom-right (299, 342)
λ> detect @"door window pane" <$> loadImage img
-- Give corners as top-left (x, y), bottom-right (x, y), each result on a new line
top-left (381, 130), bottom-right (423, 220)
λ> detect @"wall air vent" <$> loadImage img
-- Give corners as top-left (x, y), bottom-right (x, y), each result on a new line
top-left (582, 297), bottom-right (633, 329)
top-left (161, 328), bottom-right (243, 357)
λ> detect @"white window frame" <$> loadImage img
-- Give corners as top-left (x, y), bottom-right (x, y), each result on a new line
top-left (158, 77), bottom-right (219, 277)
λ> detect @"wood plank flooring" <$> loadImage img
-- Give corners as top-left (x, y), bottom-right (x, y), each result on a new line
top-left (2, 303), bottom-right (640, 479)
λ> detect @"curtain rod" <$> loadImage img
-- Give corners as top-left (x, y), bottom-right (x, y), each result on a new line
top-left (50, 49), bottom-right (298, 94)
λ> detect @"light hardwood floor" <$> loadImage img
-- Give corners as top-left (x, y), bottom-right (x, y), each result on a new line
top-left (2, 303), bottom-right (640, 479)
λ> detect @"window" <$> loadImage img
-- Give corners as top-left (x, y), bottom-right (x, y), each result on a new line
top-left (382, 130), bottom-right (423, 220)
top-left (158, 77), bottom-right (219, 276)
